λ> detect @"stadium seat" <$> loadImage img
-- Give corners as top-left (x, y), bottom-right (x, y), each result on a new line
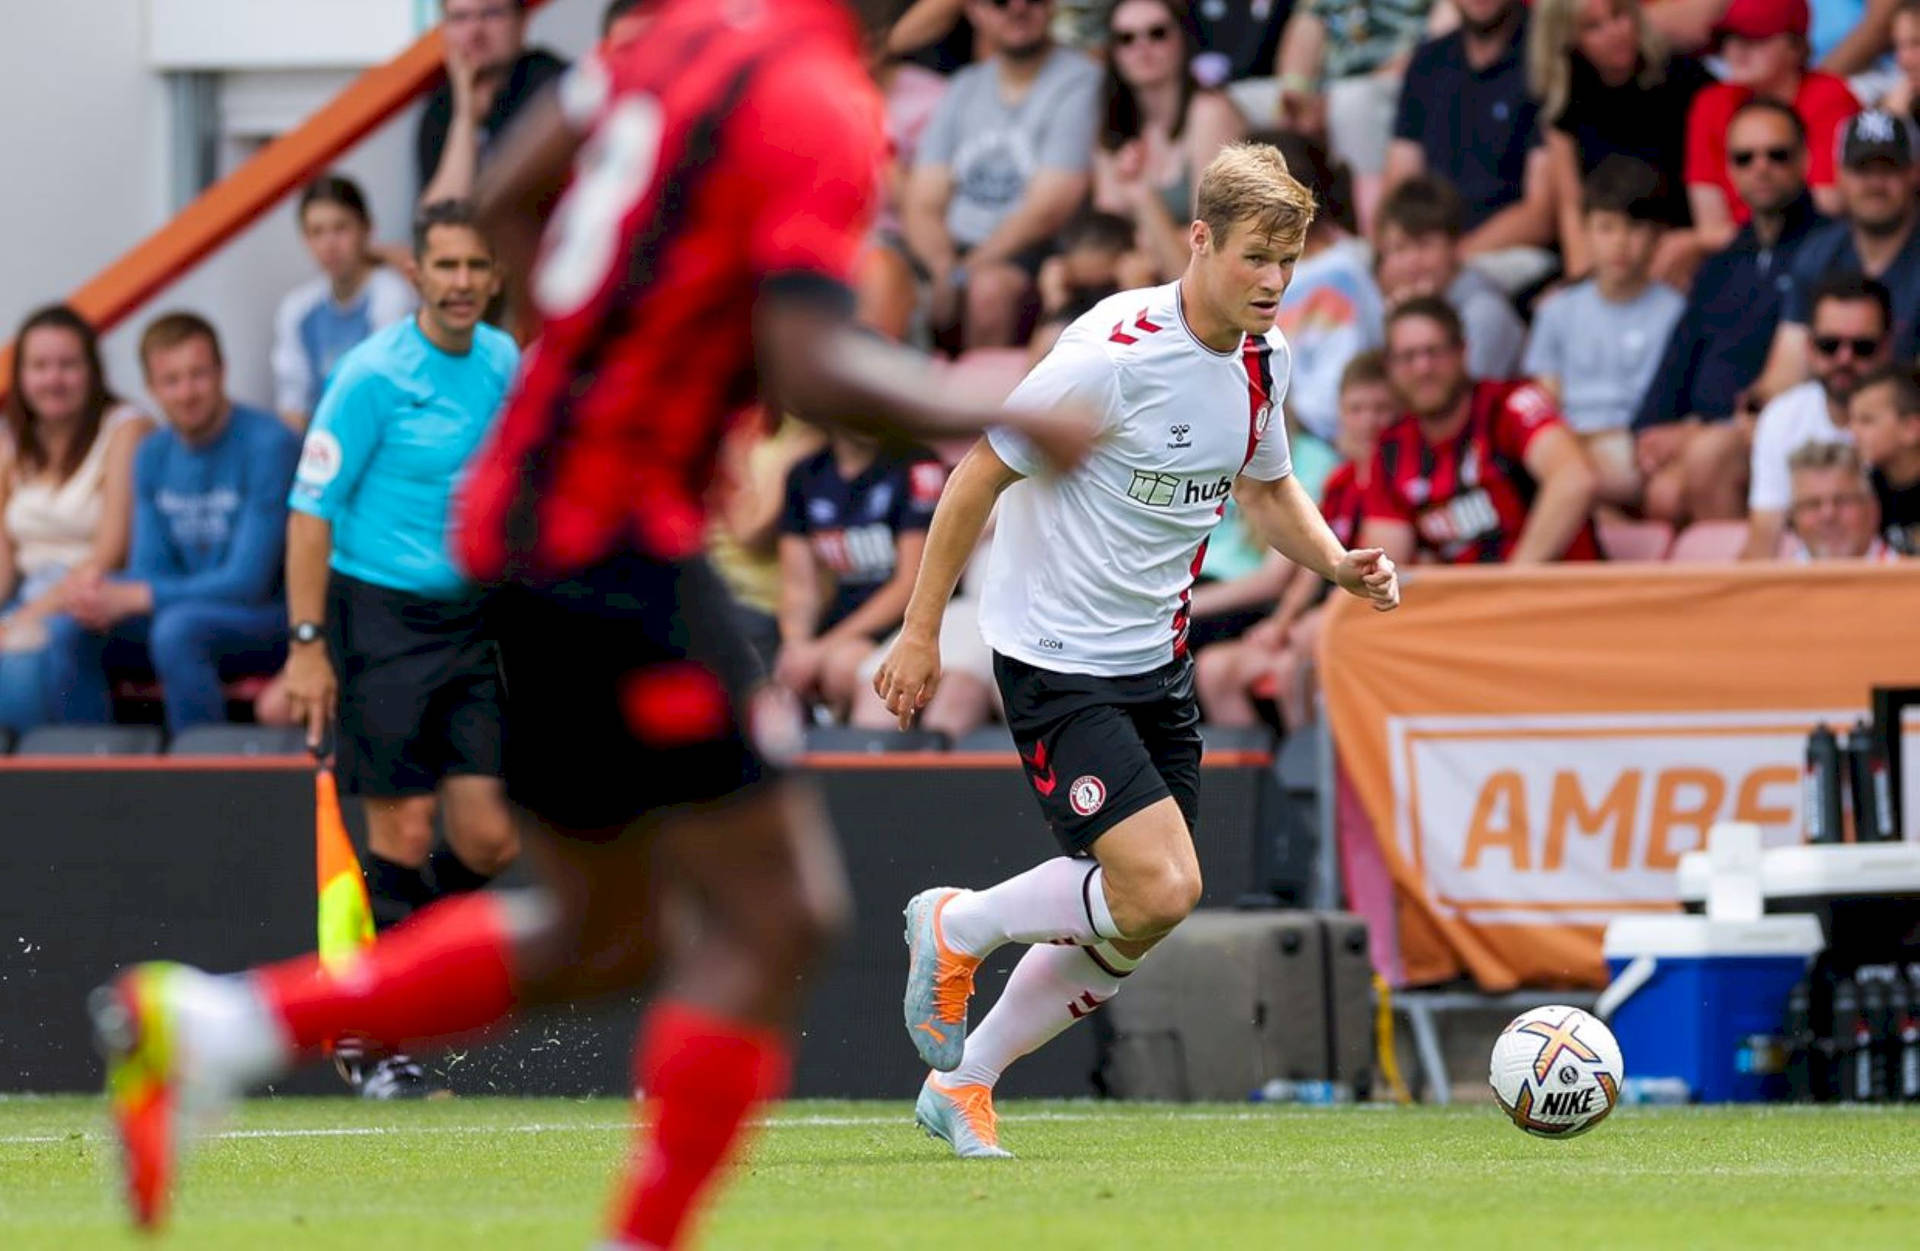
top-left (1667, 520), bottom-right (1749, 563)
top-left (169, 724), bottom-right (309, 757)
top-left (944, 348), bottom-right (1033, 404)
top-left (15, 725), bottom-right (165, 757)
top-left (951, 725), bottom-right (1017, 754)
top-left (0, 727), bottom-right (13, 756)
top-left (802, 725), bottom-right (949, 754)
top-left (1275, 729), bottom-right (1320, 792)
top-left (1596, 517), bottom-right (1674, 562)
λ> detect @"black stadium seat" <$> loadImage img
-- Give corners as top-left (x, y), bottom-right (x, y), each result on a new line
top-left (1200, 724), bottom-right (1276, 755)
top-left (169, 725), bottom-right (310, 757)
top-left (0, 727), bottom-right (14, 755)
top-left (15, 725), bottom-right (165, 757)
top-left (802, 726), bottom-right (948, 754)
top-left (951, 725), bottom-right (1017, 754)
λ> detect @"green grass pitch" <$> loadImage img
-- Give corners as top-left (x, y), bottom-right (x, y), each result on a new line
top-left (4, 1096), bottom-right (1919, 1248)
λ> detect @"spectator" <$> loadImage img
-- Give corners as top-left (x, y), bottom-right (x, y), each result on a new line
top-left (1385, 0), bottom-right (1557, 292)
top-left (1684, 0), bottom-right (1856, 247)
top-left (1362, 296), bottom-right (1601, 563)
top-left (1523, 158), bottom-right (1685, 506)
top-left (776, 433), bottom-right (946, 721)
top-left (1275, 0), bottom-right (1432, 212)
top-left (1744, 272), bottom-right (1893, 556)
top-left (1191, 0), bottom-right (1298, 93)
top-left (1816, 0), bottom-right (1902, 76)
top-left (1634, 98), bottom-right (1825, 523)
top-left (1841, 364), bottom-right (1920, 552)
top-left (272, 176), bottom-right (416, 432)
top-left (1038, 211), bottom-right (1134, 321)
top-left (276, 204), bottom-right (519, 1099)
top-left (1880, 0), bottom-right (1920, 121)
top-left (1270, 131), bottom-right (1385, 443)
top-left (1529, 0), bottom-right (1715, 283)
top-left (1784, 441), bottom-right (1900, 558)
top-left (44, 314), bottom-right (300, 733)
top-left (1093, 0), bottom-right (1248, 283)
top-left (1196, 349), bottom-right (1396, 730)
top-left (850, 539), bottom-right (999, 739)
top-left (418, 0), bottom-right (567, 206)
top-left (708, 412), bottom-right (827, 666)
top-left (1751, 109), bottom-right (1920, 403)
top-left (1374, 175), bottom-right (1527, 380)
top-left (0, 307), bottom-right (152, 732)
top-left (902, 0), bottom-right (1100, 349)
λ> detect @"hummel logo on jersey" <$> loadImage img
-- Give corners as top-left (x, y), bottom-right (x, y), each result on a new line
top-left (1127, 470), bottom-right (1232, 508)
top-left (1168, 424), bottom-right (1192, 448)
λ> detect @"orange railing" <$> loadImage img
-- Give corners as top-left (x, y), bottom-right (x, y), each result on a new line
top-left (0, 0), bottom-right (557, 393)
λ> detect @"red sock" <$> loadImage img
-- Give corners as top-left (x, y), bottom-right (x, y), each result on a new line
top-left (253, 894), bottom-right (518, 1055)
top-left (613, 1002), bottom-right (792, 1250)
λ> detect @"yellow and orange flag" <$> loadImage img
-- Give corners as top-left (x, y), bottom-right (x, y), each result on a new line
top-left (314, 763), bottom-right (374, 971)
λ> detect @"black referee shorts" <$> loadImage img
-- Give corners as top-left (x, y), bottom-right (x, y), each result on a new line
top-left (328, 573), bottom-right (502, 798)
top-left (490, 552), bottom-right (779, 834)
top-left (993, 651), bottom-right (1203, 855)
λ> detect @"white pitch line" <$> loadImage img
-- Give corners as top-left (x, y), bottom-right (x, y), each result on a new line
top-left (0, 1108), bottom-right (1296, 1147)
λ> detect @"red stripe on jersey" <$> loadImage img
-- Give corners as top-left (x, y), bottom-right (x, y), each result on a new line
top-left (1239, 338), bottom-right (1271, 469)
top-left (1134, 311), bottom-right (1164, 334)
top-left (1110, 322), bottom-right (1138, 345)
top-left (1171, 533), bottom-right (1212, 659)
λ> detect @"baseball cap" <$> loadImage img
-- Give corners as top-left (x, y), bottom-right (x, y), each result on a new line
top-left (1839, 109), bottom-right (1917, 169)
top-left (1715, 0), bottom-right (1809, 41)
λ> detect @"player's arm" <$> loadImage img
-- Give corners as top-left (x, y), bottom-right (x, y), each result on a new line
top-left (873, 438), bottom-right (1022, 728)
top-left (1235, 473), bottom-right (1399, 611)
top-left (472, 83), bottom-right (586, 323)
top-left (756, 294), bottom-right (1093, 469)
top-left (1509, 423), bottom-right (1599, 564)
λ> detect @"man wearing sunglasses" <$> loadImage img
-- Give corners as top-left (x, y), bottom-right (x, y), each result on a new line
top-left (903, 0), bottom-right (1102, 349)
top-left (1634, 98), bottom-right (1825, 526)
top-left (1743, 272), bottom-right (1893, 558)
top-left (1748, 109), bottom-right (1920, 405)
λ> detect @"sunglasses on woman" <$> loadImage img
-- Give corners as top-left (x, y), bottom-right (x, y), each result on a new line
top-left (1114, 23), bottom-right (1175, 47)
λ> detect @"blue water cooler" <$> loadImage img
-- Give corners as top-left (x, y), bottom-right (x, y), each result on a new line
top-left (1599, 915), bottom-right (1825, 1102)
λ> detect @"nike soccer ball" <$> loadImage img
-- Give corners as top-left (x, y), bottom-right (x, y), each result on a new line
top-left (1488, 1005), bottom-right (1624, 1138)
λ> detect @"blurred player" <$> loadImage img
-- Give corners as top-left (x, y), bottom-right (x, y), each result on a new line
top-left (88, 2), bottom-right (1092, 1246)
top-left (874, 143), bottom-right (1400, 1157)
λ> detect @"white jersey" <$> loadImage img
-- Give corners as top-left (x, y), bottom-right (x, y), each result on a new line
top-left (981, 282), bottom-right (1293, 676)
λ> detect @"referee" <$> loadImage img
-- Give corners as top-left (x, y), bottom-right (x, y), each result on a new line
top-left (279, 200), bottom-right (519, 1097)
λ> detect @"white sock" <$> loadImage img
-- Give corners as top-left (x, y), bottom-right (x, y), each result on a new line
top-left (940, 857), bottom-right (1121, 958)
top-left (946, 941), bottom-right (1140, 1089)
top-left (177, 970), bottom-right (292, 1090)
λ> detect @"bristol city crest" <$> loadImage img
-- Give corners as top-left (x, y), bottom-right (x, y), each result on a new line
top-left (1069, 775), bottom-right (1107, 816)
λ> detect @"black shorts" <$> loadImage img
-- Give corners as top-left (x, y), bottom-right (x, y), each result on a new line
top-left (329, 573), bottom-right (502, 798)
top-left (490, 552), bottom-right (778, 833)
top-left (993, 651), bottom-right (1203, 855)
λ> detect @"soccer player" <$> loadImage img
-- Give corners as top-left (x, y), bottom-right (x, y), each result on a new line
top-left (874, 142), bottom-right (1401, 1158)
top-left (88, 2), bottom-right (1093, 1246)
top-left (279, 200), bottom-right (521, 1098)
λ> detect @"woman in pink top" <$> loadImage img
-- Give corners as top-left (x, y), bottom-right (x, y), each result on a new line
top-left (0, 305), bottom-right (152, 731)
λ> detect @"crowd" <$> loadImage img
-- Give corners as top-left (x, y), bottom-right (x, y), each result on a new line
top-left (3, 0), bottom-right (1919, 752)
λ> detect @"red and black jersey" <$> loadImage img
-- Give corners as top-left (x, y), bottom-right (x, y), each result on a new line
top-left (1318, 461), bottom-right (1368, 548)
top-left (456, 0), bottom-right (884, 582)
top-left (1364, 381), bottom-right (1601, 564)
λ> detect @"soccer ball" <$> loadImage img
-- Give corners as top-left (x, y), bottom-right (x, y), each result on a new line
top-left (1488, 1005), bottom-right (1624, 1138)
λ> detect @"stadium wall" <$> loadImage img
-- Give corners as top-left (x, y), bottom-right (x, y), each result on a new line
top-left (0, 756), bottom-right (1271, 1098)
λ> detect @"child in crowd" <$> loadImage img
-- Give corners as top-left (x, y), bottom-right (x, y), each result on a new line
top-left (1374, 176), bottom-right (1527, 381)
top-left (1842, 363), bottom-right (1920, 553)
top-left (1523, 157), bottom-right (1685, 508)
top-left (1031, 211), bottom-right (1136, 360)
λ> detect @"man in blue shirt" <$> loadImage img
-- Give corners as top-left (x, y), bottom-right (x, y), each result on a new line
top-left (47, 314), bottom-right (299, 732)
top-left (1634, 100), bottom-right (1826, 525)
top-left (279, 202), bottom-right (518, 1096)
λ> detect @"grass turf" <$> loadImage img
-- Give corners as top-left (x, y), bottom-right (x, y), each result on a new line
top-left (2, 1096), bottom-right (1918, 1248)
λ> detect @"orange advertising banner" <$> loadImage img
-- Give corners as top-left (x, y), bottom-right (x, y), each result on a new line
top-left (1319, 562), bottom-right (1920, 992)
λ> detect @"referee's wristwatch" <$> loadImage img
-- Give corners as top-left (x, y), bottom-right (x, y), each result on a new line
top-left (291, 621), bottom-right (325, 646)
